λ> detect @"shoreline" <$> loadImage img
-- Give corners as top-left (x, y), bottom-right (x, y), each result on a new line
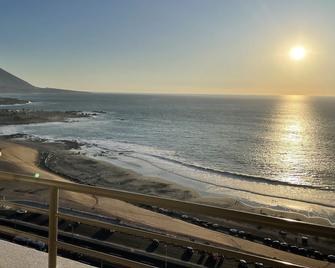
top-left (3, 132), bottom-right (335, 226)
top-left (19, 135), bottom-right (198, 200)
top-left (0, 137), bottom-right (334, 267)
top-left (0, 107), bottom-right (333, 225)
top-left (93, 147), bottom-right (335, 225)
top-left (0, 107), bottom-right (334, 266)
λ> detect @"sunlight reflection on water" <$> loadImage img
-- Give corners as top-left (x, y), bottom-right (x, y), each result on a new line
top-left (271, 96), bottom-right (316, 186)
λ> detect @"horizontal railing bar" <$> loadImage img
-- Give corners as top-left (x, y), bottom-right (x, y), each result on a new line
top-left (0, 199), bottom-right (327, 268)
top-left (58, 212), bottom-right (308, 268)
top-left (0, 224), bottom-right (48, 243)
top-left (0, 200), bottom-right (49, 215)
top-left (0, 170), bottom-right (333, 238)
top-left (0, 207), bottom-right (309, 268)
top-left (0, 199), bottom-right (311, 268)
top-left (57, 241), bottom-right (157, 268)
top-left (58, 224), bottom-right (204, 268)
top-left (0, 224), bottom-right (156, 268)
top-left (0, 209), bottom-right (305, 268)
top-left (0, 215), bottom-right (200, 268)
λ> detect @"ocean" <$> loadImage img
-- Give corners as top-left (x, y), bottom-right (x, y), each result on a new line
top-left (1, 92), bottom-right (335, 221)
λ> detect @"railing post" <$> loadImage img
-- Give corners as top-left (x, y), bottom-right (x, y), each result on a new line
top-left (48, 186), bottom-right (59, 268)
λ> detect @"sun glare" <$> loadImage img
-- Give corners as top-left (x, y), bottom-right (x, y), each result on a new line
top-left (289, 46), bottom-right (306, 61)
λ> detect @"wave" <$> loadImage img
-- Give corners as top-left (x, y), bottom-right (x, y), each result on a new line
top-left (121, 154), bottom-right (335, 209)
top-left (0, 101), bottom-right (32, 107)
top-left (3, 124), bottom-right (332, 192)
top-left (4, 132), bottom-right (335, 209)
top-left (74, 138), bottom-right (333, 192)
top-left (142, 153), bottom-right (332, 191)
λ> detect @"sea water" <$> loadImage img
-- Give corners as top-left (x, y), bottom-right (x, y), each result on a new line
top-left (1, 92), bottom-right (335, 221)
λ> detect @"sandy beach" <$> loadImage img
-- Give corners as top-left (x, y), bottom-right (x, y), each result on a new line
top-left (0, 136), bottom-right (333, 268)
top-left (0, 103), bottom-right (333, 267)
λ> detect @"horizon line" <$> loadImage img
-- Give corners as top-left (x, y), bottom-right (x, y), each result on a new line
top-left (42, 87), bottom-right (335, 97)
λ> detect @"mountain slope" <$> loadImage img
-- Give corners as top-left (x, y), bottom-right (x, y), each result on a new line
top-left (0, 68), bottom-right (79, 94)
top-left (0, 68), bottom-right (35, 90)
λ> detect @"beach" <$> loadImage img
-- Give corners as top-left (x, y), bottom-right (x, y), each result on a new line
top-left (0, 137), bottom-right (333, 267)
top-left (4, 133), bottom-right (334, 226)
top-left (0, 102), bottom-right (334, 267)
top-left (4, 93), bottom-right (334, 224)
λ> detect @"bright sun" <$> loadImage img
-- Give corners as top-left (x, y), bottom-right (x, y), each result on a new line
top-left (289, 46), bottom-right (306, 61)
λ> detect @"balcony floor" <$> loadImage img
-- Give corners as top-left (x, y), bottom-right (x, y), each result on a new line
top-left (0, 239), bottom-right (93, 268)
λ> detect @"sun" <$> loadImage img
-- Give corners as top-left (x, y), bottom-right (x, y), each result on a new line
top-left (289, 46), bottom-right (306, 61)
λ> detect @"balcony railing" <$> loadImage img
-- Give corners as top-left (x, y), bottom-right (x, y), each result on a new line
top-left (0, 170), bottom-right (334, 268)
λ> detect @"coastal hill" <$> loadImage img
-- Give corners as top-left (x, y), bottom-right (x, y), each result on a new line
top-left (0, 68), bottom-right (35, 91)
top-left (0, 67), bottom-right (75, 94)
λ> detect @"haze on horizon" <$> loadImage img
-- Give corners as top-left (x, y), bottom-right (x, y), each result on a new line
top-left (1, 0), bottom-right (335, 96)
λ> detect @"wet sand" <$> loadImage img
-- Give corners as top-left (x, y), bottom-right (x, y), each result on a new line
top-left (0, 109), bottom-right (333, 267)
top-left (0, 137), bottom-right (333, 267)
top-left (17, 136), bottom-right (335, 226)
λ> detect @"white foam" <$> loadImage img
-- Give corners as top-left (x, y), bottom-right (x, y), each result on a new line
top-left (0, 101), bottom-right (32, 107)
top-left (0, 125), bottom-right (22, 136)
top-left (75, 139), bottom-right (335, 209)
top-left (3, 121), bottom-right (335, 222)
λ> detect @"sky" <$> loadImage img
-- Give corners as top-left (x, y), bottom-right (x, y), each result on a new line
top-left (1, 0), bottom-right (335, 95)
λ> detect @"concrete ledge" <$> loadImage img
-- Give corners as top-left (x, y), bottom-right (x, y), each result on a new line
top-left (0, 239), bottom-right (93, 268)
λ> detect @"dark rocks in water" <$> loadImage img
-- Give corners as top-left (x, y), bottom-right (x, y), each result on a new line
top-left (59, 140), bottom-right (85, 150)
top-left (1, 133), bottom-right (29, 139)
top-left (0, 109), bottom-right (91, 126)
top-left (0, 97), bottom-right (30, 105)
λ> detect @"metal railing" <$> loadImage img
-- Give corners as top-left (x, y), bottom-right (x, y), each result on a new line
top-left (0, 170), bottom-right (334, 268)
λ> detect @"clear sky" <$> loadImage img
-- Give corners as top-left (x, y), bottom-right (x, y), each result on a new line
top-left (1, 0), bottom-right (334, 95)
